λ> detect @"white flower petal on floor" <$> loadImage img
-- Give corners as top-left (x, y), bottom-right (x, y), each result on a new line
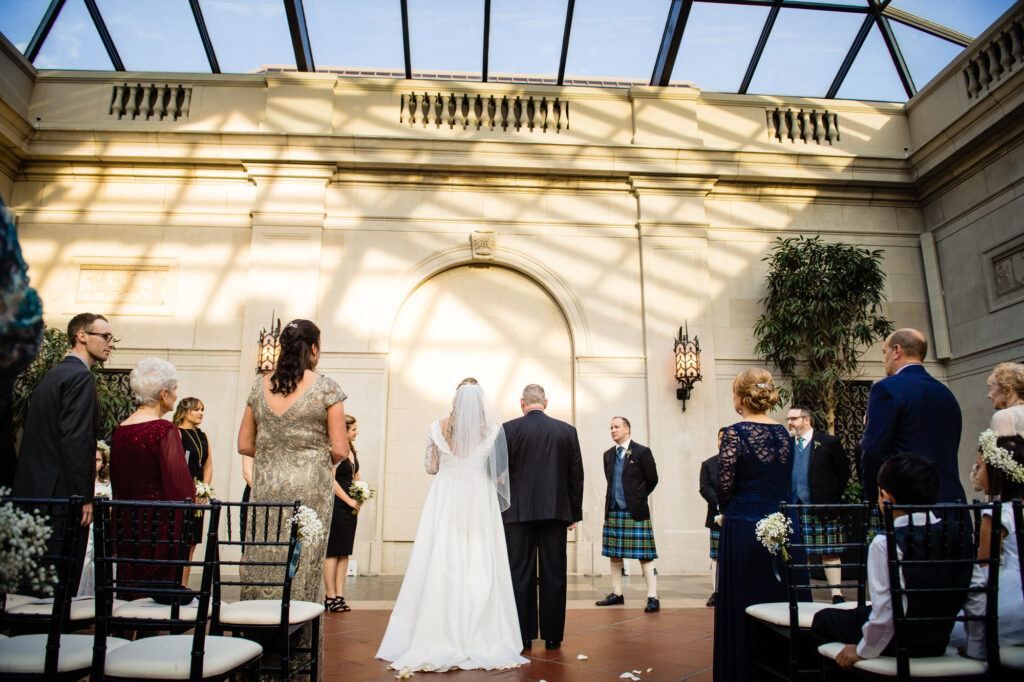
top-left (577, 654), bottom-right (587, 660)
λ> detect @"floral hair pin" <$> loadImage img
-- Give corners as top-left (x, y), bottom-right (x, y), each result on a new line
top-left (979, 429), bottom-right (1024, 484)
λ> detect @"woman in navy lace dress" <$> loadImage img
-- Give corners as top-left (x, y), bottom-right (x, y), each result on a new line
top-left (713, 368), bottom-right (792, 682)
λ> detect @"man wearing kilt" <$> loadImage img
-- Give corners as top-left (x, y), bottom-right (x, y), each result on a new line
top-left (595, 416), bottom-right (660, 612)
top-left (787, 404), bottom-right (850, 604)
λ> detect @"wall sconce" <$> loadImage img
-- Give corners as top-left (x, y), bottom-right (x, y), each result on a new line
top-left (257, 313), bottom-right (282, 374)
top-left (674, 322), bottom-right (702, 411)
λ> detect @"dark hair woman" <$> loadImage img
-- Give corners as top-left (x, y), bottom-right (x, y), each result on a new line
top-left (237, 319), bottom-right (348, 612)
top-left (323, 414), bottom-right (361, 612)
top-left (173, 396), bottom-right (212, 586)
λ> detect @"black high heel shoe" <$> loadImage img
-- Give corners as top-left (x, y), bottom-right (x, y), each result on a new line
top-left (325, 596), bottom-right (343, 612)
top-left (336, 596), bottom-right (351, 612)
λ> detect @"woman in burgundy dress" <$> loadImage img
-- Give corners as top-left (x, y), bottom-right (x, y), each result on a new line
top-left (109, 357), bottom-right (196, 603)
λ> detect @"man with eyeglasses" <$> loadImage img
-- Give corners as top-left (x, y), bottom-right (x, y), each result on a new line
top-left (14, 313), bottom-right (114, 537)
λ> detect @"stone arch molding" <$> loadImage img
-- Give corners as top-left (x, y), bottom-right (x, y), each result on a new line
top-left (369, 244), bottom-right (591, 356)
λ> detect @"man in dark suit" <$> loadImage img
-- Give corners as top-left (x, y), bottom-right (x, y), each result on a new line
top-left (787, 403), bottom-right (850, 603)
top-left (860, 328), bottom-right (965, 503)
top-left (14, 312), bottom-right (113, 529)
top-left (502, 383), bottom-right (583, 652)
top-left (595, 416), bottom-right (660, 612)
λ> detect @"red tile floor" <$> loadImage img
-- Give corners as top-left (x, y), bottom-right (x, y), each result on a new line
top-left (320, 574), bottom-right (716, 681)
top-left (321, 608), bottom-right (713, 682)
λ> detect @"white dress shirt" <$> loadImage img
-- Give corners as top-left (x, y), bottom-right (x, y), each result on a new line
top-left (857, 511), bottom-right (941, 659)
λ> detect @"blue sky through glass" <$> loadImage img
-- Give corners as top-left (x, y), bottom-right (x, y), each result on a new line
top-left (0, 0), bottom-right (1017, 100)
top-left (836, 22), bottom-right (907, 102)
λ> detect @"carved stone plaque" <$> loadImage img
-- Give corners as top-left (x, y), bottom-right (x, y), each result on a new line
top-left (471, 229), bottom-right (496, 259)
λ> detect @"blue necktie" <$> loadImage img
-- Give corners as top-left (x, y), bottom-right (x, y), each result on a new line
top-left (616, 446), bottom-right (625, 459)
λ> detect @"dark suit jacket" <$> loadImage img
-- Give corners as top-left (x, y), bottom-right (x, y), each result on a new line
top-left (13, 356), bottom-right (99, 502)
top-left (501, 409), bottom-right (584, 524)
top-left (602, 441), bottom-right (657, 521)
top-left (796, 431), bottom-right (849, 504)
top-left (699, 455), bottom-right (719, 529)
top-left (860, 364), bottom-right (965, 503)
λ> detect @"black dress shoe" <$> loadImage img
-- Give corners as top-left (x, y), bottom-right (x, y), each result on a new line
top-left (706, 592), bottom-right (717, 608)
top-left (644, 597), bottom-right (660, 613)
top-left (832, 594), bottom-right (846, 605)
top-left (595, 592), bottom-right (624, 606)
top-left (522, 639), bottom-right (532, 650)
top-left (545, 640), bottom-right (560, 650)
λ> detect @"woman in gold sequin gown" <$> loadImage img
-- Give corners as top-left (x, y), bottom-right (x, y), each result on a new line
top-left (237, 319), bottom-right (348, 604)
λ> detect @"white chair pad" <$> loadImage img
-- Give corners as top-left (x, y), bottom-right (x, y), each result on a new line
top-left (0, 633), bottom-right (129, 674)
top-left (103, 634), bottom-right (262, 679)
top-left (1, 593), bottom-right (36, 610)
top-left (9, 596), bottom-right (126, 620)
top-left (1003, 645), bottom-right (1024, 670)
top-left (746, 600), bottom-right (860, 628)
top-left (218, 599), bottom-right (324, 625)
top-left (113, 598), bottom-right (198, 620)
top-left (817, 642), bottom-right (988, 677)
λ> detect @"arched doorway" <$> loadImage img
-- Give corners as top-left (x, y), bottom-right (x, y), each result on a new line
top-left (381, 264), bottom-right (574, 571)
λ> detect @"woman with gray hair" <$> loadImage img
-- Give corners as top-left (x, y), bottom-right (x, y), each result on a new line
top-left (109, 358), bottom-right (196, 603)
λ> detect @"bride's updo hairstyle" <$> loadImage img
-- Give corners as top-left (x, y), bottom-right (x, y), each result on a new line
top-left (732, 368), bottom-right (780, 414)
top-left (270, 319), bottom-right (320, 396)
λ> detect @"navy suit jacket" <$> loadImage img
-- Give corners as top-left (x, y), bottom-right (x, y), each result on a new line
top-left (860, 364), bottom-right (964, 503)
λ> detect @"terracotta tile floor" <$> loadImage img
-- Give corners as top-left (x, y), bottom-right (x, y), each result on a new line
top-left (322, 607), bottom-right (713, 682)
top-left (321, 574), bottom-right (716, 681)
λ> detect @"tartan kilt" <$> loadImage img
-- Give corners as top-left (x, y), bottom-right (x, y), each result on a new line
top-left (868, 505), bottom-right (885, 540)
top-left (601, 509), bottom-right (658, 560)
top-left (709, 526), bottom-right (720, 560)
top-left (798, 507), bottom-right (846, 555)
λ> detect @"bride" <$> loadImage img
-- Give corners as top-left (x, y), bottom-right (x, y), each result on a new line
top-left (376, 378), bottom-right (528, 672)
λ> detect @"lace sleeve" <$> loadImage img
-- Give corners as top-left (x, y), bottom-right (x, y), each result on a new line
top-left (318, 376), bottom-right (348, 408)
top-left (717, 426), bottom-right (741, 512)
top-left (424, 433), bottom-right (440, 474)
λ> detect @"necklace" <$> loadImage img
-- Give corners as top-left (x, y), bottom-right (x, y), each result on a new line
top-left (180, 427), bottom-right (204, 464)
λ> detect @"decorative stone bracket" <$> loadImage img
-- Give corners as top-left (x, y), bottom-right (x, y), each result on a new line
top-left (766, 107), bottom-right (840, 145)
top-left (963, 14), bottom-right (1023, 100)
top-left (400, 92), bottom-right (568, 132)
top-left (109, 83), bottom-right (192, 121)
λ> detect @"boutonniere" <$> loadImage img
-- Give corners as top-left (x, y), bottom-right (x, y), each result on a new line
top-left (813, 441), bottom-right (820, 448)
top-left (626, 449), bottom-right (633, 458)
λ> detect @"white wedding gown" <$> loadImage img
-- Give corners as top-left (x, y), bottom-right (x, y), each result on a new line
top-left (376, 420), bottom-right (527, 672)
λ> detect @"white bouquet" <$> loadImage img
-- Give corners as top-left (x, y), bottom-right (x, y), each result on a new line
top-left (193, 479), bottom-right (215, 502)
top-left (348, 480), bottom-right (376, 515)
top-left (755, 511), bottom-right (793, 561)
top-left (293, 505), bottom-right (324, 545)
top-left (0, 488), bottom-right (58, 594)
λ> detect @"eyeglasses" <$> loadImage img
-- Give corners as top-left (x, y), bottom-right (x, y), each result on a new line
top-left (85, 331), bottom-right (114, 342)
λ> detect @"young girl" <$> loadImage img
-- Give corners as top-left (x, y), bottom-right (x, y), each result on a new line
top-left (962, 432), bottom-right (1024, 658)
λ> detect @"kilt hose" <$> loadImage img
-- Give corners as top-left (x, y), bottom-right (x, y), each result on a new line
top-left (798, 507), bottom-right (846, 556)
top-left (601, 509), bottom-right (658, 560)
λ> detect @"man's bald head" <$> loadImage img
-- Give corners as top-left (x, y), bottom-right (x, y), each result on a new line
top-left (882, 328), bottom-right (927, 376)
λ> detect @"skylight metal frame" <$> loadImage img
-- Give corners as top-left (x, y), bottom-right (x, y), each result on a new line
top-left (13, 0), bottom-right (981, 101)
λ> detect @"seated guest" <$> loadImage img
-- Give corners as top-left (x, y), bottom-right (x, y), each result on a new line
top-left (109, 358), bottom-right (196, 603)
top-left (811, 453), bottom-right (972, 670)
top-left (76, 439), bottom-right (112, 597)
top-left (960, 433), bottom-right (1024, 658)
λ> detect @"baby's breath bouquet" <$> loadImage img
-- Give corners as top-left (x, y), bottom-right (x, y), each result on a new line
top-left (0, 488), bottom-right (58, 594)
top-left (293, 505), bottom-right (325, 545)
top-left (193, 479), bottom-right (215, 502)
top-left (755, 511), bottom-right (794, 561)
top-left (347, 480), bottom-right (376, 515)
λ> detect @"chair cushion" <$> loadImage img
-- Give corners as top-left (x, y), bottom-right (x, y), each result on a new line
top-left (1003, 645), bottom-right (1024, 670)
top-left (746, 600), bottom-right (860, 628)
top-left (113, 598), bottom-right (198, 620)
top-left (0, 633), bottom-right (129, 674)
top-left (218, 599), bottom-right (324, 625)
top-left (1, 593), bottom-right (36, 610)
top-left (9, 596), bottom-right (126, 621)
top-left (817, 642), bottom-right (988, 677)
top-left (103, 634), bottom-right (262, 679)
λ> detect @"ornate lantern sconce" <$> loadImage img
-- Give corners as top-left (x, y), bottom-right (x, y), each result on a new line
top-left (674, 322), bottom-right (702, 411)
top-left (257, 313), bottom-right (282, 374)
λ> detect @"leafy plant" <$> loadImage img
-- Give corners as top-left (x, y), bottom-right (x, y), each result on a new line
top-left (753, 236), bottom-right (893, 436)
top-left (12, 326), bottom-right (133, 441)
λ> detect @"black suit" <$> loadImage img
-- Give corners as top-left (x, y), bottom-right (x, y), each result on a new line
top-left (14, 355), bottom-right (99, 501)
top-left (13, 355), bottom-right (99, 595)
top-left (794, 431), bottom-right (849, 504)
top-left (602, 441), bottom-right (657, 521)
top-left (502, 409), bottom-right (583, 645)
top-left (699, 455), bottom-right (719, 529)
